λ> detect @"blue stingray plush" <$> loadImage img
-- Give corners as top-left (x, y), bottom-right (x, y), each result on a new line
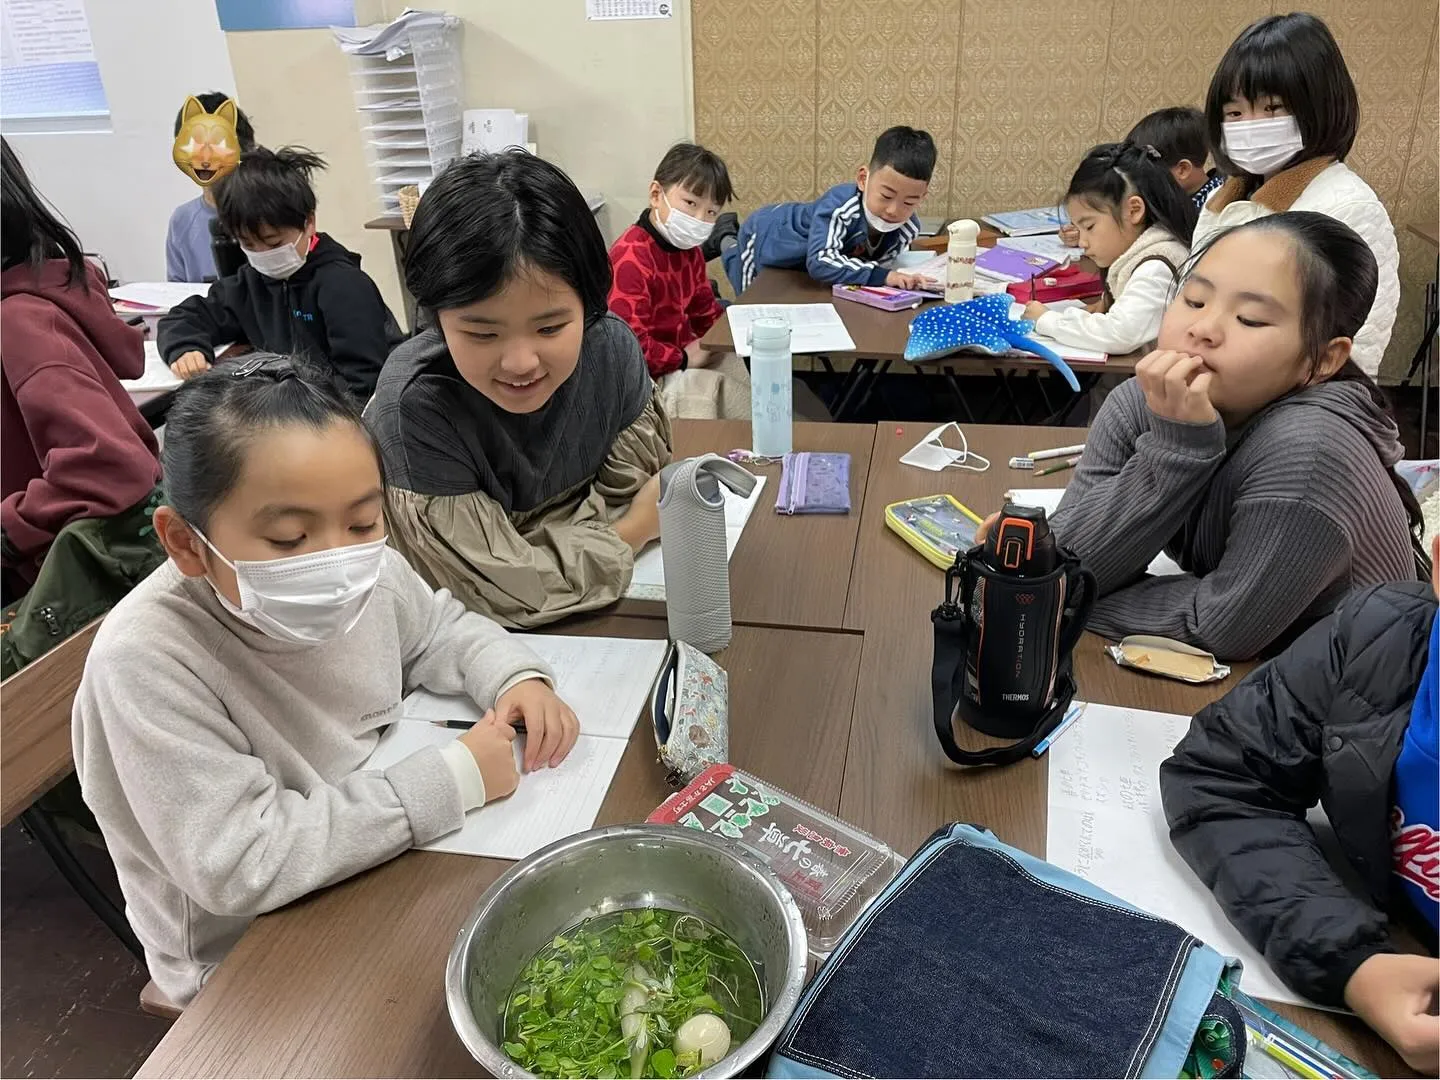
top-left (903, 293), bottom-right (1081, 392)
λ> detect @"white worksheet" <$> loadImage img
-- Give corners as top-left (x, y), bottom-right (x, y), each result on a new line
top-left (725, 304), bottom-right (856, 357)
top-left (369, 634), bottom-right (669, 859)
top-left (1046, 702), bottom-right (1320, 1008)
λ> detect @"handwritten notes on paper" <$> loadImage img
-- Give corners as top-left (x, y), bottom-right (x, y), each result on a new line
top-left (1046, 703), bottom-right (1317, 1007)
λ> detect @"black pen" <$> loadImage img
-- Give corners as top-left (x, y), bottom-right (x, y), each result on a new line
top-left (436, 719), bottom-right (526, 734)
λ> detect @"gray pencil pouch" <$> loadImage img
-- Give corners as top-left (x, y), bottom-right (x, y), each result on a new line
top-left (650, 641), bottom-right (729, 786)
top-left (776, 452), bottom-right (851, 515)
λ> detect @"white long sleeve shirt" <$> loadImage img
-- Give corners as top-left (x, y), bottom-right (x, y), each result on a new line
top-left (1035, 226), bottom-right (1189, 355)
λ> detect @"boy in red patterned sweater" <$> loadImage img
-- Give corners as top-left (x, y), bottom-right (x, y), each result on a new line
top-left (608, 143), bottom-right (734, 380)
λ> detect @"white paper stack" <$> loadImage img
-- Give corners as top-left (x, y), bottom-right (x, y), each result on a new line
top-left (335, 11), bottom-right (464, 215)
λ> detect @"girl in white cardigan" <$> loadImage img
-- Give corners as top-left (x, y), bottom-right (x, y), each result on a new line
top-left (1195, 12), bottom-right (1399, 379)
top-left (1023, 142), bottom-right (1196, 356)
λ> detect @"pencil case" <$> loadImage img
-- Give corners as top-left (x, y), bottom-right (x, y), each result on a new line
top-left (1007, 263), bottom-right (1103, 303)
top-left (649, 640), bottom-right (728, 786)
top-left (832, 283), bottom-right (927, 310)
top-left (884, 494), bottom-right (984, 568)
top-left (775, 452), bottom-right (851, 515)
top-left (767, 822), bottom-right (1243, 1079)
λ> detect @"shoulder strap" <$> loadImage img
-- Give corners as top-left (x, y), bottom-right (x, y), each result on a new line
top-left (930, 553), bottom-right (1095, 767)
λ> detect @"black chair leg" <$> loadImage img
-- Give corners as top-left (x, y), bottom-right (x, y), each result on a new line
top-left (19, 805), bottom-right (145, 964)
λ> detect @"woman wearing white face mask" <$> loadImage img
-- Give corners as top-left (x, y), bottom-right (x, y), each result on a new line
top-left (1193, 12), bottom-right (1398, 378)
top-left (72, 356), bottom-right (579, 1009)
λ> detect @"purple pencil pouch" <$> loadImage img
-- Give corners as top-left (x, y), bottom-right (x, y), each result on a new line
top-left (776, 452), bottom-right (851, 515)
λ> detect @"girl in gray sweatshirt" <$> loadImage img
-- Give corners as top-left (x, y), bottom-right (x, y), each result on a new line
top-left (1051, 212), bottom-right (1425, 660)
top-left (72, 356), bottom-right (579, 1007)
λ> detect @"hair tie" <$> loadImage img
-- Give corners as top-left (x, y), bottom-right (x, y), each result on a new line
top-left (230, 355), bottom-right (294, 380)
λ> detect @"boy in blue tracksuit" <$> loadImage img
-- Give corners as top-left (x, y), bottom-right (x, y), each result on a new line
top-left (721, 126), bottom-right (936, 294)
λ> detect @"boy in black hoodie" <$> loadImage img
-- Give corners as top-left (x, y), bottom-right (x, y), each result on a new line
top-left (158, 146), bottom-right (400, 403)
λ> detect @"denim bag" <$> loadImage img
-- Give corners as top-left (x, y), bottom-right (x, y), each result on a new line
top-left (767, 823), bottom-right (1241, 1079)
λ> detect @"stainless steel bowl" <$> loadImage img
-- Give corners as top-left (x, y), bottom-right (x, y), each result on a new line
top-left (445, 824), bottom-right (809, 1078)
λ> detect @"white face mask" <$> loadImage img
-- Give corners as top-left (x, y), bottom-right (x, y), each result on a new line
top-left (242, 233), bottom-right (309, 280)
top-left (1221, 116), bottom-right (1304, 177)
top-left (899, 422), bottom-right (991, 472)
top-left (196, 531), bottom-right (387, 645)
top-left (864, 203), bottom-right (907, 233)
top-left (655, 193), bottom-right (714, 250)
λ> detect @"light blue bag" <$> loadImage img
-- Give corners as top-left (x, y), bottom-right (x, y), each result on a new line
top-left (767, 823), bottom-right (1241, 1079)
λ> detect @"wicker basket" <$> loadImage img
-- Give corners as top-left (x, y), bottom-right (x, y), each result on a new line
top-left (397, 185), bottom-right (421, 228)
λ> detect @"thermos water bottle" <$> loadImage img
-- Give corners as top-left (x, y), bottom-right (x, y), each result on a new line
top-left (749, 317), bottom-right (793, 457)
top-left (657, 454), bottom-right (759, 653)
top-left (945, 218), bottom-right (980, 304)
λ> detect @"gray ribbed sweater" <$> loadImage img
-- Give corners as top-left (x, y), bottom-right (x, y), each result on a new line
top-left (1051, 377), bottom-right (1415, 659)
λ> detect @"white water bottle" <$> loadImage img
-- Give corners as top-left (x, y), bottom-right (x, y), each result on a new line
top-left (946, 219), bottom-right (980, 304)
top-left (749, 317), bottom-right (792, 457)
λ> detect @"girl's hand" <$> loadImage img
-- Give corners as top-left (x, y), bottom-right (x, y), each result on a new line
top-left (458, 711), bottom-right (520, 802)
top-left (172, 351), bottom-right (212, 380)
top-left (1136, 350), bottom-right (1217, 425)
top-left (494, 678), bottom-right (580, 771)
top-left (1059, 224), bottom-right (1081, 247)
top-left (1022, 300), bottom-right (1048, 321)
top-left (615, 474), bottom-right (662, 552)
top-left (1344, 953), bottom-right (1439, 1074)
top-left (975, 511), bottom-right (1001, 544)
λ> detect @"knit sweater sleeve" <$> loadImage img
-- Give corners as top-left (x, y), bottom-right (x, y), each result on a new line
top-left (1085, 497), bottom-right (1352, 659)
top-left (1034, 260), bottom-right (1175, 354)
top-left (1050, 378), bottom-right (1227, 593)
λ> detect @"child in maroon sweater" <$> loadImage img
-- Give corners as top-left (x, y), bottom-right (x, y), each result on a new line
top-left (608, 143), bottom-right (733, 381)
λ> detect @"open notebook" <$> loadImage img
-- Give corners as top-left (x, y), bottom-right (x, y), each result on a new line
top-left (623, 475), bottom-right (766, 601)
top-left (365, 634), bottom-right (668, 859)
top-left (1046, 703), bottom-right (1321, 1008)
top-left (1005, 488), bottom-right (1181, 577)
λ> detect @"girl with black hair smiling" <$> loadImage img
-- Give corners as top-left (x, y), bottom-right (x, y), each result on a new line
top-left (368, 150), bottom-right (673, 628)
top-left (1023, 141), bottom-right (1196, 355)
top-left (1195, 12), bottom-right (1398, 378)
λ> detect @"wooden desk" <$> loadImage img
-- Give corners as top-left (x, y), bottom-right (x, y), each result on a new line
top-left (137, 616), bottom-right (863, 1079)
top-left (698, 269), bottom-right (1138, 421)
top-left (615, 420), bottom-right (875, 629)
top-left (839, 421), bottom-right (1411, 1078)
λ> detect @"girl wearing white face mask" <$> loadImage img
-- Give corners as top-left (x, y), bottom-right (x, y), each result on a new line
top-left (607, 143), bottom-right (752, 418)
top-left (1193, 12), bottom-right (1398, 379)
top-left (72, 356), bottom-right (579, 1010)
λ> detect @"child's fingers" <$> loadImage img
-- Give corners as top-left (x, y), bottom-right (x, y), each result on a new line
top-left (550, 702), bottom-right (580, 767)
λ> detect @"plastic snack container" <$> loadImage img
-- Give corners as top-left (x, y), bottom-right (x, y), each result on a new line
top-left (648, 764), bottom-right (905, 956)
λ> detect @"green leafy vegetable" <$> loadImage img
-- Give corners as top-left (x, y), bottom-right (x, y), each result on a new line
top-left (496, 909), bottom-right (762, 1079)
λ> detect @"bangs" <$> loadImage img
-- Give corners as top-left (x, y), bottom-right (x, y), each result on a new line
top-left (672, 163), bottom-right (734, 205)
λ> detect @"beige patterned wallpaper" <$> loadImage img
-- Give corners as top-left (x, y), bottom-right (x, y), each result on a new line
top-left (693, 1), bottom-right (1439, 381)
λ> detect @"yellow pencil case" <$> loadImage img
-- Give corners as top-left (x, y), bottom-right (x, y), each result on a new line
top-left (884, 494), bottom-right (986, 569)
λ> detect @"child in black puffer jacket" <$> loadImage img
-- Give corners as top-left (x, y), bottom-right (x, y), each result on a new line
top-left (1161, 537), bottom-right (1439, 1074)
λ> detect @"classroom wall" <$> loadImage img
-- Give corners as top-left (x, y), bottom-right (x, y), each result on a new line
top-left (5, 0), bottom-right (238, 284)
top-left (694, 0), bottom-right (1440, 383)
top-left (224, 0), bottom-right (695, 323)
